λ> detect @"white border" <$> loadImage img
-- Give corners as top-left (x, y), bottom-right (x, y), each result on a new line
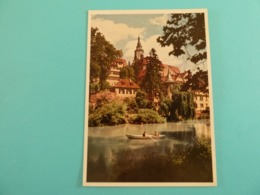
top-left (83, 9), bottom-right (217, 187)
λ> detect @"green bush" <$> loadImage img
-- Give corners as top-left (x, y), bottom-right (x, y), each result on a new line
top-left (129, 109), bottom-right (165, 124)
top-left (88, 101), bottom-right (127, 126)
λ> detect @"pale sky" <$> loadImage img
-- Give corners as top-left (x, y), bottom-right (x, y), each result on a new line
top-left (90, 12), bottom-right (207, 72)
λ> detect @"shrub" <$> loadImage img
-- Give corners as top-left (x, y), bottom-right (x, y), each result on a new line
top-left (129, 109), bottom-right (165, 124)
top-left (88, 101), bottom-right (127, 126)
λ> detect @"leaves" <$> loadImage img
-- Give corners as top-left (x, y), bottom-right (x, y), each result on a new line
top-left (119, 66), bottom-right (135, 81)
top-left (141, 48), bottom-right (163, 99)
top-left (181, 69), bottom-right (209, 93)
top-left (90, 27), bottom-right (123, 90)
top-left (169, 89), bottom-right (195, 121)
top-left (157, 13), bottom-right (207, 64)
top-left (88, 101), bottom-right (127, 126)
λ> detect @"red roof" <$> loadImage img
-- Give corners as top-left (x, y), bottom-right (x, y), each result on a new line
top-left (137, 69), bottom-right (146, 79)
top-left (137, 63), bottom-right (181, 80)
top-left (114, 79), bottom-right (140, 89)
top-left (161, 64), bottom-right (180, 77)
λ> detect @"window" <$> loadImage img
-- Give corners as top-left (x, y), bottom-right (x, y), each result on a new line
top-left (119, 89), bottom-right (124, 94)
top-left (200, 96), bottom-right (203, 101)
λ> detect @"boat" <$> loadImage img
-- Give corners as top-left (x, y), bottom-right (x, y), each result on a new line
top-left (126, 133), bottom-right (165, 140)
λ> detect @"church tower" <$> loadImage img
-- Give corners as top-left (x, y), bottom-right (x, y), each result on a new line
top-left (134, 36), bottom-right (144, 62)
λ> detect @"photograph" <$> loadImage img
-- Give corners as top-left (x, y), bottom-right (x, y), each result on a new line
top-left (83, 9), bottom-right (216, 186)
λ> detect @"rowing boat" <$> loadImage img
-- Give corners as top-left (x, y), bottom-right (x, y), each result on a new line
top-left (126, 133), bottom-right (165, 139)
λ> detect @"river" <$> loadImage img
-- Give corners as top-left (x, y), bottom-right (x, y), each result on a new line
top-left (86, 119), bottom-right (212, 182)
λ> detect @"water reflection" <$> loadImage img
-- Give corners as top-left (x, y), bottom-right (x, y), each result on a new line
top-left (87, 119), bottom-right (212, 182)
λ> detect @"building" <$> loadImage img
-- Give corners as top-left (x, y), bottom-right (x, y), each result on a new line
top-left (133, 37), bottom-right (211, 118)
top-left (113, 78), bottom-right (140, 98)
top-left (133, 37), bottom-right (187, 98)
top-left (107, 58), bottom-right (127, 86)
top-left (194, 91), bottom-right (210, 119)
top-left (134, 36), bottom-right (144, 63)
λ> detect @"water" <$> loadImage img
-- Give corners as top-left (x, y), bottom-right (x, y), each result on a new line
top-left (86, 119), bottom-right (212, 182)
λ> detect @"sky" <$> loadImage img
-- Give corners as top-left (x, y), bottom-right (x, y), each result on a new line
top-left (90, 12), bottom-right (208, 72)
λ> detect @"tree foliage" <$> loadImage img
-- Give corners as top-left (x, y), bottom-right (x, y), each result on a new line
top-left (159, 98), bottom-right (172, 117)
top-left (135, 90), bottom-right (149, 109)
top-left (88, 101), bottom-right (126, 127)
top-left (181, 69), bottom-right (209, 93)
top-left (157, 13), bottom-right (206, 64)
top-left (90, 27), bottom-right (123, 90)
top-left (129, 109), bottom-right (165, 124)
top-left (119, 66), bottom-right (135, 81)
top-left (141, 48), bottom-right (162, 99)
top-left (169, 89), bottom-right (195, 121)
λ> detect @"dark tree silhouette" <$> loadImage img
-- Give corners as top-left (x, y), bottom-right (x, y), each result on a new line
top-left (141, 48), bottom-right (162, 99)
top-left (157, 13), bottom-right (207, 64)
top-left (181, 69), bottom-right (209, 93)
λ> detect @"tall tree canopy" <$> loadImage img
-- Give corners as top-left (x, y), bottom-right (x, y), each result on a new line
top-left (157, 13), bottom-right (206, 64)
top-left (141, 48), bottom-right (162, 99)
top-left (90, 27), bottom-right (122, 90)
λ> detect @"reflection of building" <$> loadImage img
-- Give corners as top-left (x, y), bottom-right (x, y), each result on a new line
top-left (113, 78), bottom-right (140, 98)
top-left (194, 91), bottom-right (210, 119)
top-left (107, 59), bottom-right (127, 86)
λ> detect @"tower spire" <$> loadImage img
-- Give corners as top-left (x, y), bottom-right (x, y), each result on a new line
top-left (137, 36), bottom-right (142, 48)
top-left (134, 36), bottom-right (144, 62)
top-left (165, 66), bottom-right (174, 83)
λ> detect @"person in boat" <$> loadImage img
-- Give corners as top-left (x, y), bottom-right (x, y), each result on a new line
top-left (143, 131), bottom-right (146, 137)
top-left (154, 131), bottom-right (159, 137)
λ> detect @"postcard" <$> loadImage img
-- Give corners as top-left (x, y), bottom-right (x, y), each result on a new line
top-left (83, 9), bottom-right (216, 186)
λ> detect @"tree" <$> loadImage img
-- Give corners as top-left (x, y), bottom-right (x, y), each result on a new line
top-left (181, 69), bottom-right (209, 93)
top-left (157, 13), bottom-right (206, 64)
top-left (141, 48), bottom-right (162, 99)
top-left (169, 89), bottom-right (195, 121)
top-left (119, 66), bottom-right (135, 81)
top-left (90, 27), bottom-right (123, 90)
top-left (159, 98), bottom-right (172, 117)
top-left (88, 101), bottom-right (127, 126)
top-left (135, 90), bottom-right (149, 109)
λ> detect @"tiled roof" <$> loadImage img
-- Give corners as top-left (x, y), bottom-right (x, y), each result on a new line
top-left (161, 64), bottom-right (180, 77)
top-left (137, 63), bottom-right (182, 81)
top-left (114, 78), bottom-right (140, 89)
